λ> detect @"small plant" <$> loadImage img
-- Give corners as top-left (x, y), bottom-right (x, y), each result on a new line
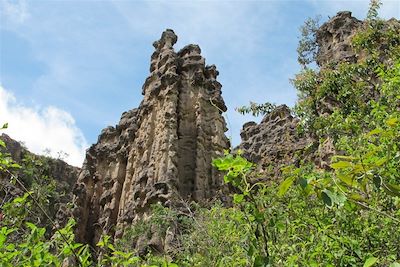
top-left (236, 101), bottom-right (277, 117)
top-left (297, 16), bottom-right (321, 67)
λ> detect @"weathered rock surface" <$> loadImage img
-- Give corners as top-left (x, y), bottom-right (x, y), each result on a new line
top-left (239, 105), bottom-right (313, 177)
top-left (72, 29), bottom-right (229, 249)
top-left (316, 11), bottom-right (363, 66)
top-left (239, 12), bottom-right (376, 173)
top-left (316, 11), bottom-right (399, 67)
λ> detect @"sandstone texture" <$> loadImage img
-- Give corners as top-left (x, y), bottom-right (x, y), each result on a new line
top-left (239, 105), bottom-right (313, 177)
top-left (316, 11), bottom-right (363, 66)
top-left (316, 11), bottom-right (399, 67)
top-left (72, 29), bottom-right (229, 248)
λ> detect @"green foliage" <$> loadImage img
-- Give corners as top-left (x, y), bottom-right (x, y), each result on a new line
top-left (0, 217), bottom-right (93, 267)
top-left (273, 2), bottom-right (400, 265)
top-left (1, 195), bottom-right (179, 267)
top-left (0, 123), bottom-right (19, 171)
top-left (202, 6), bottom-right (400, 266)
top-left (235, 101), bottom-right (277, 117)
top-left (213, 151), bottom-right (270, 265)
top-left (212, 152), bottom-right (399, 266)
top-left (367, 0), bottom-right (382, 21)
top-left (291, 0), bottom-right (400, 205)
top-left (97, 235), bottom-right (140, 266)
top-left (297, 16), bottom-right (321, 67)
top-left (179, 204), bottom-right (252, 266)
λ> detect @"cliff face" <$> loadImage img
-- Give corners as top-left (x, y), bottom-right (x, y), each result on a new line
top-left (73, 29), bottom-right (229, 247)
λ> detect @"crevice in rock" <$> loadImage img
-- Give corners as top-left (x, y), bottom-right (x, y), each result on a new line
top-left (176, 82), bottom-right (198, 199)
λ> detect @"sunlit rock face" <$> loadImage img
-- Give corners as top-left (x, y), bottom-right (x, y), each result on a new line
top-left (72, 29), bottom-right (229, 248)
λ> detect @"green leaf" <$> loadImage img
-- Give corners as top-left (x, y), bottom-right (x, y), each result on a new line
top-left (367, 128), bottom-right (383, 136)
top-left (278, 176), bottom-right (295, 196)
top-left (10, 163), bottom-right (21, 168)
top-left (298, 177), bottom-right (308, 188)
top-left (337, 173), bottom-right (356, 186)
top-left (374, 157), bottom-right (386, 167)
top-left (389, 262), bottom-right (400, 267)
top-left (321, 190), bottom-right (332, 207)
top-left (330, 161), bottom-right (352, 169)
top-left (331, 155), bottom-right (356, 160)
top-left (363, 257), bottom-right (378, 267)
top-left (349, 193), bottom-right (366, 202)
top-left (254, 255), bottom-right (269, 267)
top-left (233, 194), bottom-right (245, 204)
top-left (2, 123), bottom-right (8, 129)
top-left (386, 117), bottom-right (398, 127)
top-left (383, 183), bottom-right (400, 196)
top-left (6, 244), bottom-right (15, 251)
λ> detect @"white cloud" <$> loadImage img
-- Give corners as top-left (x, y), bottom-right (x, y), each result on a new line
top-left (111, 1), bottom-right (280, 58)
top-left (0, 85), bottom-right (88, 167)
top-left (0, 0), bottom-right (30, 25)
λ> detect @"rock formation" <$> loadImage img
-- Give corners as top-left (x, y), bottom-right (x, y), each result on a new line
top-left (316, 11), bottom-right (363, 66)
top-left (239, 12), bottom-right (368, 174)
top-left (317, 11), bottom-right (399, 67)
top-left (72, 29), bottom-right (229, 248)
top-left (238, 105), bottom-right (313, 177)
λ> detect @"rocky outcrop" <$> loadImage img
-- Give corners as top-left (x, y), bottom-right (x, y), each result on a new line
top-left (239, 11), bottom-right (400, 173)
top-left (316, 11), bottom-right (363, 66)
top-left (316, 11), bottom-right (399, 67)
top-left (72, 29), bottom-right (229, 249)
top-left (239, 105), bottom-right (313, 177)
top-left (238, 12), bottom-right (372, 173)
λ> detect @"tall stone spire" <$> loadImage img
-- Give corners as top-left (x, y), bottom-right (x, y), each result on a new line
top-left (72, 29), bottom-right (229, 248)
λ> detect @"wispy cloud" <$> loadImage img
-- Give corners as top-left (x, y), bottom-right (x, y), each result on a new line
top-left (0, 85), bottom-right (88, 166)
top-left (0, 0), bottom-right (30, 25)
top-left (111, 1), bottom-right (280, 57)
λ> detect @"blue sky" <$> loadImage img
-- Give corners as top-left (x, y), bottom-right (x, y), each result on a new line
top-left (0, 0), bottom-right (399, 166)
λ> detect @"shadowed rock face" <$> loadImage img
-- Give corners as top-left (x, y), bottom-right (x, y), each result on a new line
top-left (239, 105), bottom-right (313, 177)
top-left (316, 11), bottom-right (363, 66)
top-left (72, 29), bottom-right (229, 247)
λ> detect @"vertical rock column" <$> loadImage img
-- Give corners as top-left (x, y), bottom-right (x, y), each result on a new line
top-left (73, 29), bottom-right (229, 248)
